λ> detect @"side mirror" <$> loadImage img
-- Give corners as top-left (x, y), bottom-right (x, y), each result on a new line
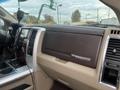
top-left (17, 10), bottom-right (24, 23)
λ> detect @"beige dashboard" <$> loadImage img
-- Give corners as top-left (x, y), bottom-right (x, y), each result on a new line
top-left (36, 26), bottom-right (120, 90)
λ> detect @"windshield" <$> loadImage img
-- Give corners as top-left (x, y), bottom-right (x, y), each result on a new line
top-left (0, 0), bottom-right (119, 26)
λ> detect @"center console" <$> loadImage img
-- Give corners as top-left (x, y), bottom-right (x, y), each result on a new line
top-left (100, 30), bottom-right (120, 90)
top-left (0, 27), bottom-right (30, 78)
top-left (0, 26), bottom-right (40, 90)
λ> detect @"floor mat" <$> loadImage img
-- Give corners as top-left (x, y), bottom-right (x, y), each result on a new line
top-left (50, 81), bottom-right (73, 90)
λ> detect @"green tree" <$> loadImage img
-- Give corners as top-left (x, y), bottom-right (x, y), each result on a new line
top-left (42, 14), bottom-right (56, 24)
top-left (28, 16), bottom-right (38, 24)
top-left (20, 15), bottom-right (38, 24)
top-left (71, 9), bottom-right (81, 22)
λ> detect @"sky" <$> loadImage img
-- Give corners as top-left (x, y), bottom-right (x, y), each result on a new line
top-left (0, 0), bottom-right (118, 23)
top-left (0, 0), bottom-right (9, 3)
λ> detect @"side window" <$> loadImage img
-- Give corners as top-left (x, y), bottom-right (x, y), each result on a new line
top-left (0, 18), bottom-right (4, 30)
top-left (0, 18), bottom-right (6, 36)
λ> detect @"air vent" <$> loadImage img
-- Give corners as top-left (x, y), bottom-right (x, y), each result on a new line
top-left (100, 38), bottom-right (120, 87)
top-left (106, 38), bottom-right (120, 63)
top-left (111, 30), bottom-right (120, 35)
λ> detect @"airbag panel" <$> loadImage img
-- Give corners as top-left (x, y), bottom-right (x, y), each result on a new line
top-left (42, 27), bottom-right (103, 68)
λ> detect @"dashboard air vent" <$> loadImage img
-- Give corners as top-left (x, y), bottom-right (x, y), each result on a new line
top-left (106, 38), bottom-right (120, 63)
top-left (100, 38), bottom-right (120, 87)
top-left (111, 30), bottom-right (120, 35)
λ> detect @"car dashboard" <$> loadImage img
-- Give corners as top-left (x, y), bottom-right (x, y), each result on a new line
top-left (35, 25), bottom-right (120, 90)
top-left (0, 24), bottom-right (120, 90)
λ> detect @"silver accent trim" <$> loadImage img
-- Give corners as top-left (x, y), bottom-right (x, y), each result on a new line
top-left (100, 82), bottom-right (116, 90)
top-left (0, 66), bottom-right (32, 86)
top-left (25, 27), bottom-right (45, 90)
top-left (57, 78), bottom-right (70, 87)
top-left (71, 54), bottom-right (91, 61)
top-left (99, 35), bottom-right (110, 87)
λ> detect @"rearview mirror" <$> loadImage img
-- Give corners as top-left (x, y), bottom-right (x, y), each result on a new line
top-left (37, 0), bottom-right (56, 23)
top-left (18, 0), bottom-right (27, 2)
top-left (17, 10), bottom-right (24, 23)
top-left (49, 0), bottom-right (56, 10)
top-left (17, 0), bottom-right (27, 23)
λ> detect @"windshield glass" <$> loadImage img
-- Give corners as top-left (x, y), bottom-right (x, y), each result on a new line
top-left (0, 0), bottom-right (119, 26)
